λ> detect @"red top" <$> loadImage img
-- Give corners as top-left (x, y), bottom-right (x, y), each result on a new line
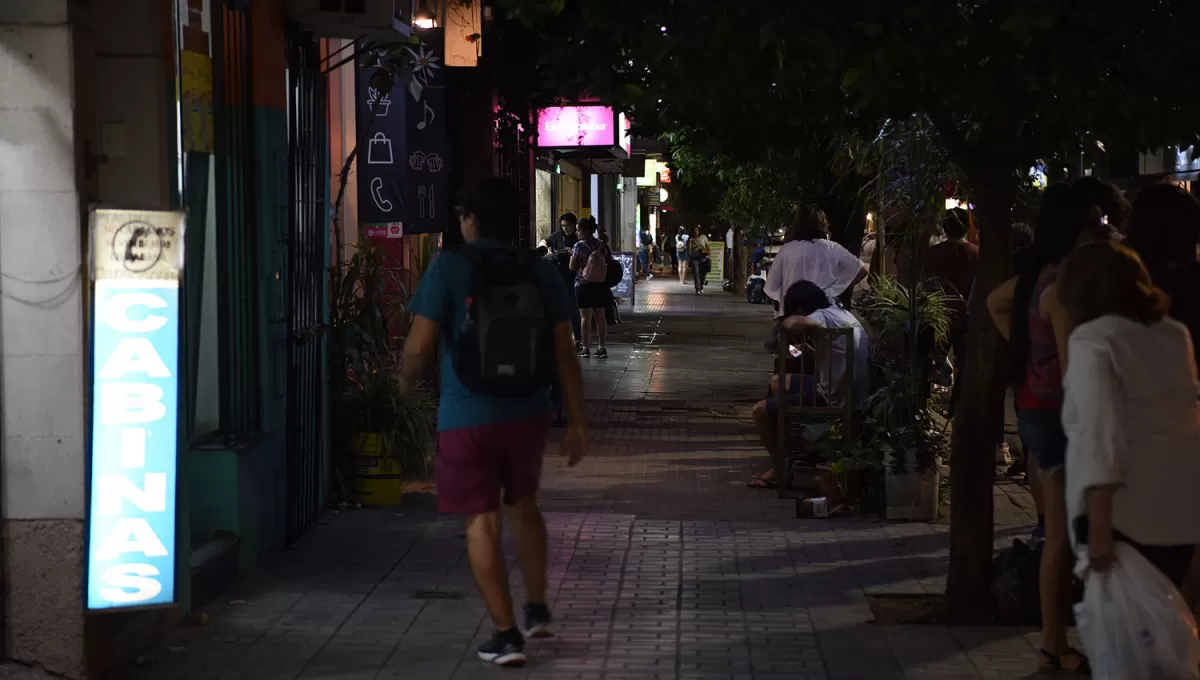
top-left (1015, 269), bottom-right (1063, 411)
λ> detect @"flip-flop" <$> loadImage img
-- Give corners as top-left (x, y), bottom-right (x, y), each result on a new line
top-left (746, 477), bottom-right (777, 489)
top-left (1038, 648), bottom-right (1091, 675)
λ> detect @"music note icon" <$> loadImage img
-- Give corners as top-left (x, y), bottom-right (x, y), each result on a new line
top-left (416, 102), bottom-right (435, 131)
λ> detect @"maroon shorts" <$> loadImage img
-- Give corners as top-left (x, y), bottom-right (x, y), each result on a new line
top-left (435, 415), bottom-right (550, 516)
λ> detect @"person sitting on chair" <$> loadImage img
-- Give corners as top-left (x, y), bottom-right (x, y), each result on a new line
top-left (748, 280), bottom-right (870, 489)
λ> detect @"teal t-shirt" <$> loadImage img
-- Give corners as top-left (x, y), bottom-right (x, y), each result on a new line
top-left (408, 239), bottom-right (573, 432)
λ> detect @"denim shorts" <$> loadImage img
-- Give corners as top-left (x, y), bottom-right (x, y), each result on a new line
top-left (764, 375), bottom-right (822, 412)
top-left (1015, 409), bottom-right (1066, 471)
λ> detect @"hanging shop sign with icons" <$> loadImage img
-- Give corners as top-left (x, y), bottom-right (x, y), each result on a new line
top-left (356, 30), bottom-right (450, 233)
top-left (85, 208), bottom-right (185, 611)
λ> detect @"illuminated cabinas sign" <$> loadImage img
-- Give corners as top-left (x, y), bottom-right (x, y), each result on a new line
top-left (86, 209), bottom-right (185, 610)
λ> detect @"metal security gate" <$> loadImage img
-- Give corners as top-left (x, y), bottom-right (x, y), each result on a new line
top-left (213, 0), bottom-right (261, 443)
top-left (284, 32), bottom-right (329, 543)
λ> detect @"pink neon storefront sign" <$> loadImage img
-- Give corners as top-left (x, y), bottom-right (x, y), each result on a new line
top-left (537, 106), bottom-right (617, 147)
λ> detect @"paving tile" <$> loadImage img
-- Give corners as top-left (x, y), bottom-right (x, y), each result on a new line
top-left (122, 280), bottom-right (1047, 680)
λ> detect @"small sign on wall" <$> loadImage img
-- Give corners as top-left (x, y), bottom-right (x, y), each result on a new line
top-left (86, 209), bottom-right (185, 611)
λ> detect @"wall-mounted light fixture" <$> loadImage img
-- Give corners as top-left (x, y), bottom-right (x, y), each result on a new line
top-left (414, 0), bottom-right (438, 28)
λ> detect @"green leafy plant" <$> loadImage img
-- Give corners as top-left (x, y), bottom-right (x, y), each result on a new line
top-left (340, 361), bottom-right (437, 479)
top-left (329, 242), bottom-right (436, 499)
top-left (855, 275), bottom-right (953, 474)
top-left (804, 420), bottom-right (884, 510)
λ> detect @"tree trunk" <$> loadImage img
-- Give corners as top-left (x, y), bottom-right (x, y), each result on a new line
top-left (944, 167), bottom-right (1016, 623)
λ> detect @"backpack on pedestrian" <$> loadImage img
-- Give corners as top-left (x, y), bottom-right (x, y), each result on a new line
top-left (581, 242), bottom-right (609, 283)
top-left (452, 246), bottom-right (555, 397)
top-left (603, 252), bottom-right (624, 288)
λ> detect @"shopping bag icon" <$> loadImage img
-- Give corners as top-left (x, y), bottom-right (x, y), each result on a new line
top-left (367, 133), bottom-right (393, 165)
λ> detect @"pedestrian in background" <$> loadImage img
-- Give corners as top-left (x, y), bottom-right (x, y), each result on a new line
top-left (1125, 181), bottom-right (1200, 367)
top-left (1075, 176), bottom-right (1131, 239)
top-left (571, 216), bottom-right (612, 358)
top-left (543, 212), bottom-right (581, 346)
top-left (986, 182), bottom-right (1110, 675)
top-left (401, 178), bottom-right (588, 667)
top-left (764, 205), bottom-right (867, 313)
top-left (676, 226), bottom-right (690, 284)
top-left (638, 226), bottom-right (653, 280)
top-left (1058, 241), bottom-right (1200, 595)
top-left (687, 225), bottom-right (710, 294)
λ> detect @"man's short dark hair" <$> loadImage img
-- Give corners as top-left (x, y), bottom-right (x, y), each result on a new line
top-left (783, 280), bottom-right (832, 317)
top-left (560, 212), bottom-right (578, 226)
top-left (1075, 176), bottom-right (1130, 229)
top-left (459, 178), bottom-right (520, 241)
top-left (942, 208), bottom-right (969, 240)
top-left (1128, 182), bottom-right (1200, 268)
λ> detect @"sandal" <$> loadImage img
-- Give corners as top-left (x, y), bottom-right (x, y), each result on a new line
top-left (1038, 648), bottom-right (1091, 675)
top-left (746, 476), bottom-right (777, 489)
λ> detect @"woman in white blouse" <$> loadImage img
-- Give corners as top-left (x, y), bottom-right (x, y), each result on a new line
top-left (1058, 241), bottom-right (1200, 589)
top-left (764, 206), bottom-right (869, 314)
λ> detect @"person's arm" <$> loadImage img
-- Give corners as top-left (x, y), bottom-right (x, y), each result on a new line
top-left (781, 314), bottom-right (820, 336)
top-left (850, 263), bottom-right (869, 289)
top-left (541, 263), bottom-right (587, 464)
top-left (400, 315), bottom-right (439, 394)
top-left (1064, 336), bottom-right (1125, 570)
top-left (986, 275), bottom-right (1019, 340)
top-left (1086, 485), bottom-right (1120, 571)
top-left (764, 250), bottom-right (784, 301)
top-left (1041, 282), bottom-right (1074, 372)
top-left (399, 258), bottom-right (448, 394)
top-left (569, 243), bottom-right (584, 272)
top-left (832, 242), bottom-right (869, 295)
top-left (553, 321), bottom-right (587, 466)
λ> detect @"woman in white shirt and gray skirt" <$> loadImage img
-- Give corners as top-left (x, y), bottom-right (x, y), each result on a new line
top-left (1058, 240), bottom-right (1200, 588)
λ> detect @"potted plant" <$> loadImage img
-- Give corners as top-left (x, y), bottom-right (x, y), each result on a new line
top-left (329, 242), bottom-right (437, 505)
top-left (855, 275), bottom-right (953, 520)
top-left (340, 354), bottom-right (436, 505)
top-left (805, 421), bottom-right (885, 512)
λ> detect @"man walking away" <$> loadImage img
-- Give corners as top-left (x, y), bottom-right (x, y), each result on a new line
top-left (929, 208), bottom-right (978, 418)
top-left (402, 179), bottom-right (589, 667)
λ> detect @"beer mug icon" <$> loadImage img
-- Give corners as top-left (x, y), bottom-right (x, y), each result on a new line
top-left (367, 133), bottom-right (393, 165)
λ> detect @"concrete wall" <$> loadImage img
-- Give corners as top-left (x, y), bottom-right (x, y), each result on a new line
top-left (0, 0), bottom-right (172, 675)
top-left (0, 1), bottom-right (87, 674)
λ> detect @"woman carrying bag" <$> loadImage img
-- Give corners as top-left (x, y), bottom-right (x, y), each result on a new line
top-left (688, 226), bottom-right (710, 294)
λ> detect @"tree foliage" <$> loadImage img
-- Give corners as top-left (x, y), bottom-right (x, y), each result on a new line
top-left (497, 0), bottom-right (1200, 620)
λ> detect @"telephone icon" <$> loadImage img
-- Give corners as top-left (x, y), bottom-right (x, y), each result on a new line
top-left (370, 177), bottom-right (393, 213)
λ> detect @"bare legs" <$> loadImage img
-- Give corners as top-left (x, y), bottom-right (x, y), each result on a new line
top-left (507, 496), bottom-right (548, 607)
top-left (1037, 468), bottom-right (1086, 671)
top-left (751, 375), bottom-right (787, 482)
top-left (466, 510), bottom-right (516, 631)
top-left (678, 258), bottom-right (687, 284)
top-left (579, 307), bottom-right (607, 352)
top-left (579, 309), bottom-right (593, 352)
top-left (465, 495), bottom-right (549, 632)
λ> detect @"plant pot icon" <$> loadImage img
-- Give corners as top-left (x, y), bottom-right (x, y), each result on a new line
top-left (367, 87), bottom-right (391, 117)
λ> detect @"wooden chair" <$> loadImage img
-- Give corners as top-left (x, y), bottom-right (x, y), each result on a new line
top-left (775, 324), bottom-right (857, 499)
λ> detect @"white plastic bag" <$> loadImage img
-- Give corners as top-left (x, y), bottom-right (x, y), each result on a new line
top-left (1075, 542), bottom-right (1200, 680)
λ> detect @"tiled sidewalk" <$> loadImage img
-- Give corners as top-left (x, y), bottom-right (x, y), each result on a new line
top-left (123, 282), bottom-right (1052, 680)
